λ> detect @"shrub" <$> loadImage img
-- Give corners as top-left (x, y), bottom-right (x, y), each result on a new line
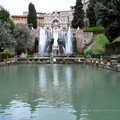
top-left (75, 54), bottom-right (84, 57)
top-left (8, 53), bottom-right (16, 58)
top-left (0, 52), bottom-right (16, 60)
top-left (27, 54), bottom-right (34, 58)
top-left (83, 27), bottom-right (105, 34)
top-left (105, 42), bottom-right (120, 55)
top-left (117, 56), bottom-right (120, 63)
top-left (102, 56), bottom-right (111, 61)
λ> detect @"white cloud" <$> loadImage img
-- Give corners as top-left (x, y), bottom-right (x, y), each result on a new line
top-left (0, 0), bottom-right (76, 15)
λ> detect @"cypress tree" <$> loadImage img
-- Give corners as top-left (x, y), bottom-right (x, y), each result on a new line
top-left (72, 0), bottom-right (85, 29)
top-left (86, 0), bottom-right (97, 27)
top-left (0, 6), bottom-right (14, 30)
top-left (27, 2), bottom-right (37, 29)
top-left (0, 7), bottom-right (9, 23)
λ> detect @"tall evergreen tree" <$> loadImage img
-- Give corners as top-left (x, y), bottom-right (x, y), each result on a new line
top-left (0, 7), bottom-right (9, 23)
top-left (86, 0), bottom-right (96, 27)
top-left (27, 2), bottom-right (37, 29)
top-left (95, 0), bottom-right (120, 42)
top-left (72, 0), bottom-right (85, 29)
top-left (0, 6), bottom-right (14, 31)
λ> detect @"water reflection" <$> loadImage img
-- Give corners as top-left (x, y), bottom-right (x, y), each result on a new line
top-left (39, 66), bottom-right (47, 91)
top-left (0, 64), bottom-right (120, 120)
top-left (53, 64), bottom-right (59, 86)
top-left (65, 66), bottom-right (72, 89)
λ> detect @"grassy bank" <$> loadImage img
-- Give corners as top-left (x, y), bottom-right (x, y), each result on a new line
top-left (83, 34), bottom-right (108, 57)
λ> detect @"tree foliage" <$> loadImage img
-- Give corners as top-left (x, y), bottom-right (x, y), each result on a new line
top-left (14, 23), bottom-right (32, 54)
top-left (0, 22), bottom-right (15, 51)
top-left (86, 0), bottom-right (97, 27)
top-left (72, 0), bottom-right (85, 29)
top-left (0, 6), bottom-right (14, 31)
top-left (95, 0), bottom-right (120, 42)
top-left (0, 7), bottom-right (9, 23)
top-left (27, 2), bottom-right (37, 29)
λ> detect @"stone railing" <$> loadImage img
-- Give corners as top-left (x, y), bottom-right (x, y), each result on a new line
top-left (85, 58), bottom-right (120, 72)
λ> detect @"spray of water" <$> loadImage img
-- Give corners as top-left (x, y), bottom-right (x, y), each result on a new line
top-left (39, 27), bottom-right (47, 53)
top-left (65, 26), bottom-right (73, 53)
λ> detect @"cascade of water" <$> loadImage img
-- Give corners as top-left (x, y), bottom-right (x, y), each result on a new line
top-left (51, 28), bottom-right (53, 38)
top-left (65, 26), bottom-right (73, 53)
top-left (39, 27), bottom-right (47, 53)
top-left (53, 27), bottom-right (58, 47)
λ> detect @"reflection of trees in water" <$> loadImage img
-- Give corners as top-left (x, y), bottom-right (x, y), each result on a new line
top-left (0, 65), bottom-right (41, 111)
top-left (71, 65), bottom-right (93, 120)
top-left (71, 65), bottom-right (120, 120)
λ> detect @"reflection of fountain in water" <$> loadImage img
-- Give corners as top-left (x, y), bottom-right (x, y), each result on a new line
top-left (39, 27), bottom-right (47, 53)
top-left (65, 66), bottom-right (72, 89)
top-left (39, 66), bottom-right (46, 91)
top-left (53, 64), bottom-right (59, 86)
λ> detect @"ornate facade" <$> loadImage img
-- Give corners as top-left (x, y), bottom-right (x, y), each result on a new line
top-left (43, 11), bottom-right (70, 48)
top-left (43, 11), bottom-right (69, 29)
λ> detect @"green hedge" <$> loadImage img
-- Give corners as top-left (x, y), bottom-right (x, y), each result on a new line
top-left (75, 54), bottom-right (84, 57)
top-left (0, 52), bottom-right (16, 60)
top-left (83, 27), bottom-right (105, 34)
top-left (27, 54), bottom-right (34, 58)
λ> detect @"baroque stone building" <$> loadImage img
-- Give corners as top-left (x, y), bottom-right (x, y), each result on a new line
top-left (44, 11), bottom-right (69, 29)
top-left (42, 11), bottom-right (70, 50)
top-left (11, 0), bottom-right (90, 28)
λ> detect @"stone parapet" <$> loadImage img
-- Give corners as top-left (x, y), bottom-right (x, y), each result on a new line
top-left (85, 59), bottom-right (120, 72)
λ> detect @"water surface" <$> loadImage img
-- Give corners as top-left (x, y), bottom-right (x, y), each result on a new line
top-left (0, 64), bottom-right (120, 120)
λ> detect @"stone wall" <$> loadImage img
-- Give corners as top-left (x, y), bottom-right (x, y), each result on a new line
top-left (75, 30), bottom-right (93, 53)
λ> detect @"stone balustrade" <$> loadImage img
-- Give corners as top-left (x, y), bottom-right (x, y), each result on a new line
top-left (86, 59), bottom-right (120, 72)
top-left (0, 57), bottom-right (120, 72)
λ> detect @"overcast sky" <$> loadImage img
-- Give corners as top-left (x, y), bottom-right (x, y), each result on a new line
top-left (0, 0), bottom-right (76, 15)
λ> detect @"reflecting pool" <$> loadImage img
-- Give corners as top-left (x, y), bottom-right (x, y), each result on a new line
top-left (0, 64), bottom-right (120, 120)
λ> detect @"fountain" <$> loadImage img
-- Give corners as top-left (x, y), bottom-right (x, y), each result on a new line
top-left (34, 26), bottom-right (75, 58)
top-left (38, 27), bottom-right (47, 54)
top-left (52, 27), bottom-right (59, 55)
top-left (65, 26), bottom-right (73, 54)
top-left (53, 27), bottom-right (58, 47)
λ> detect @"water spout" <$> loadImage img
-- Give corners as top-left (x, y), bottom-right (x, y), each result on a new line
top-left (39, 27), bottom-right (47, 53)
top-left (65, 26), bottom-right (73, 54)
top-left (53, 27), bottom-right (58, 47)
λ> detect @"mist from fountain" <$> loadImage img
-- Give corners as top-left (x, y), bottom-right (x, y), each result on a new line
top-left (65, 26), bottom-right (73, 54)
top-left (39, 27), bottom-right (47, 54)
